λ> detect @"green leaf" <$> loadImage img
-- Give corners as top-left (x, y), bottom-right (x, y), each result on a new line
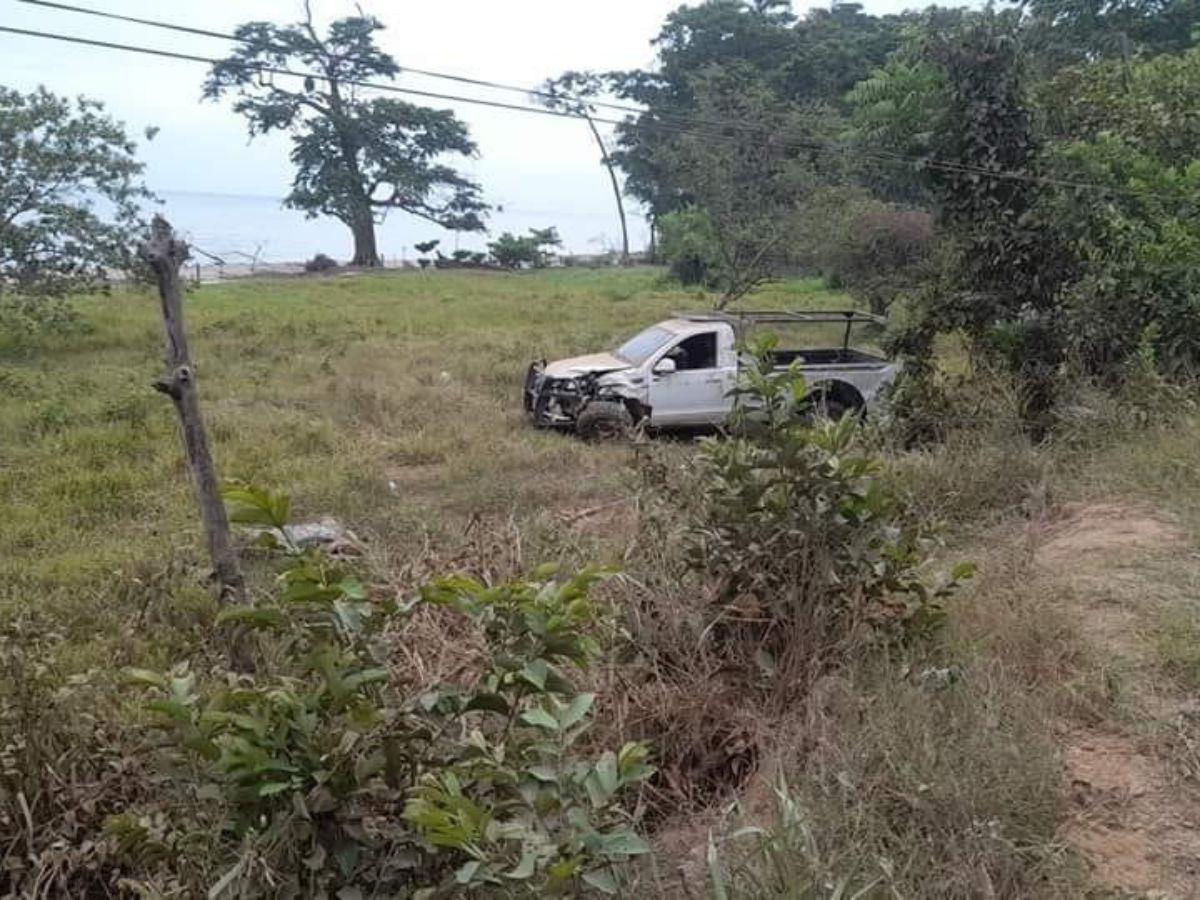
top-left (951, 560), bottom-right (977, 581)
top-left (355, 751), bottom-right (386, 782)
top-left (123, 668), bottom-right (168, 689)
top-left (547, 856), bottom-right (582, 886)
top-left (215, 605), bottom-right (285, 630)
top-left (338, 577), bottom-right (367, 600)
top-left (506, 852), bottom-right (537, 880)
top-left (221, 483), bottom-right (290, 529)
top-left (333, 839), bottom-right (360, 878)
top-left (595, 750), bottom-right (619, 795)
top-left (455, 860), bottom-right (481, 885)
top-left (342, 667), bottom-right (389, 692)
top-left (561, 692), bottom-right (595, 729)
top-left (617, 742), bottom-right (651, 776)
top-left (708, 833), bottom-right (728, 900)
top-left (520, 658), bottom-right (549, 690)
top-left (754, 648), bottom-right (776, 676)
top-left (542, 665), bottom-right (577, 695)
top-left (584, 772), bottom-right (609, 808)
top-left (582, 867), bottom-right (619, 895)
top-left (519, 707), bottom-right (559, 731)
top-left (601, 829), bottom-right (651, 857)
top-left (146, 699), bottom-right (193, 723)
top-left (257, 781), bottom-right (293, 797)
top-left (464, 693), bottom-right (510, 715)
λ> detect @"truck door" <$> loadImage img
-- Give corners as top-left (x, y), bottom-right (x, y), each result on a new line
top-left (648, 331), bottom-right (734, 426)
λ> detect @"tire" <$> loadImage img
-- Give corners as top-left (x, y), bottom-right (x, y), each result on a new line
top-left (576, 401), bottom-right (633, 441)
top-left (801, 392), bottom-right (852, 423)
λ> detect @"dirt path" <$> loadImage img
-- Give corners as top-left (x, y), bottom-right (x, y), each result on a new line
top-left (1030, 504), bottom-right (1200, 895)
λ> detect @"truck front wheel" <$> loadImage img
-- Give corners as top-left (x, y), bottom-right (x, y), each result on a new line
top-left (576, 401), bottom-right (633, 441)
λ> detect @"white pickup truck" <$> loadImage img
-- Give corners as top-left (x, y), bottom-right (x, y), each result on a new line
top-left (523, 310), bottom-right (899, 439)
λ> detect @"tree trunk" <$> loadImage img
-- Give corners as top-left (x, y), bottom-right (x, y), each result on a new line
top-left (585, 115), bottom-right (630, 265)
top-left (140, 215), bottom-right (246, 606)
top-left (350, 208), bottom-right (381, 267)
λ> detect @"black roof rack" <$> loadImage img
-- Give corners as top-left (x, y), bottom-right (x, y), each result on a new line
top-left (674, 309), bottom-right (885, 354)
top-left (674, 309), bottom-right (885, 326)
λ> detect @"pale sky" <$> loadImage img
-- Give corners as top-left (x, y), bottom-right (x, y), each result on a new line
top-left (3, 0), bottom-right (967, 260)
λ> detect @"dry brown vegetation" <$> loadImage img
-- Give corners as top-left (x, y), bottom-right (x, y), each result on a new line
top-left (4, 269), bottom-right (1200, 895)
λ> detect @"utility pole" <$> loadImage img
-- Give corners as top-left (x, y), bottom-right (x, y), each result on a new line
top-left (584, 114), bottom-right (631, 266)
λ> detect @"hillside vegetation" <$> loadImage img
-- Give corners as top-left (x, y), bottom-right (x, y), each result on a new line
top-left (4, 268), bottom-right (1200, 895)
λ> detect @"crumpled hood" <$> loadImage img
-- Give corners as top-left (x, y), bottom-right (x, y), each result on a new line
top-left (543, 352), bottom-right (630, 378)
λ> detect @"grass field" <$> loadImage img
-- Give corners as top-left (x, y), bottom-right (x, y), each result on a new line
top-left (6, 267), bottom-right (1200, 895)
top-left (0, 268), bottom-right (844, 668)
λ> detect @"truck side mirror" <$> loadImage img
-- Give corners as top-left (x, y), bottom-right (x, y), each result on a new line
top-left (653, 356), bottom-right (677, 375)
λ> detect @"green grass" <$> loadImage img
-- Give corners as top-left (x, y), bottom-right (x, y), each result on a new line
top-left (10, 267), bottom-right (1200, 896)
top-left (0, 268), bottom-right (847, 663)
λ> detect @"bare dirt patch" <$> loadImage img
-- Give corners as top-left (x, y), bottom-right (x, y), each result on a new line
top-left (1029, 504), bottom-right (1200, 895)
top-left (1060, 727), bottom-right (1200, 894)
top-left (1034, 502), bottom-right (1181, 568)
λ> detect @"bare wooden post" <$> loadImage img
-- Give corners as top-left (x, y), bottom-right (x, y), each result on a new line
top-left (141, 215), bottom-right (245, 604)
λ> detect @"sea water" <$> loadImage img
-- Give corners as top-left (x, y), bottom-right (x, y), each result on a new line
top-left (156, 189), bottom-right (634, 265)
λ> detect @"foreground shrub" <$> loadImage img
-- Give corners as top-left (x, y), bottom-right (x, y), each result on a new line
top-left (123, 486), bottom-right (652, 897)
top-left (677, 338), bottom-right (968, 689)
top-left (616, 338), bottom-right (970, 820)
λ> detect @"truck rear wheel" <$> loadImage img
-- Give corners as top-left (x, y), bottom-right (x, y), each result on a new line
top-left (801, 391), bottom-right (853, 423)
top-left (576, 401), bottom-right (633, 441)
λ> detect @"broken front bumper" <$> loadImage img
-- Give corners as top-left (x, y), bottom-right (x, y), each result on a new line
top-left (524, 360), bottom-right (584, 428)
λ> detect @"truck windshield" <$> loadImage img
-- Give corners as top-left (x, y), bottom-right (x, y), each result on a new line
top-left (615, 326), bottom-right (674, 366)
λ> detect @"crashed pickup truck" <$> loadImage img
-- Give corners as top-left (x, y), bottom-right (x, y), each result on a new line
top-left (523, 310), bottom-right (899, 439)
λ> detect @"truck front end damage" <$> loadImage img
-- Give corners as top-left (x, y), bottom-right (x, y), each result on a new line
top-left (524, 361), bottom-right (589, 428)
top-left (524, 358), bottom-right (645, 432)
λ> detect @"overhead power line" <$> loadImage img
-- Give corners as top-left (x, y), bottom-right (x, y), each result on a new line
top-left (13, 0), bottom-right (1172, 196)
top-left (0, 23), bottom-right (1186, 201)
top-left (13, 0), bottom-right (677, 122)
top-left (0, 25), bottom-right (624, 124)
top-left (10, 0), bottom-right (867, 139)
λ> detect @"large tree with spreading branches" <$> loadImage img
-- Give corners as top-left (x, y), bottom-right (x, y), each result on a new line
top-left (0, 86), bottom-right (151, 303)
top-left (204, 5), bottom-right (487, 266)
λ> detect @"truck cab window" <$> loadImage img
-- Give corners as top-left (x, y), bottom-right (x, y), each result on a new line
top-left (667, 332), bottom-right (718, 370)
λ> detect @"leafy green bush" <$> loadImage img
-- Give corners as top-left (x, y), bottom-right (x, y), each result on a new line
top-left (0, 295), bottom-right (86, 348)
top-left (672, 337), bottom-right (969, 683)
top-left (488, 227), bottom-right (562, 270)
top-left (124, 486), bottom-right (653, 897)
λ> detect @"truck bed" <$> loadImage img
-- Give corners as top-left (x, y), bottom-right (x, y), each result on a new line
top-left (768, 348), bottom-right (887, 368)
